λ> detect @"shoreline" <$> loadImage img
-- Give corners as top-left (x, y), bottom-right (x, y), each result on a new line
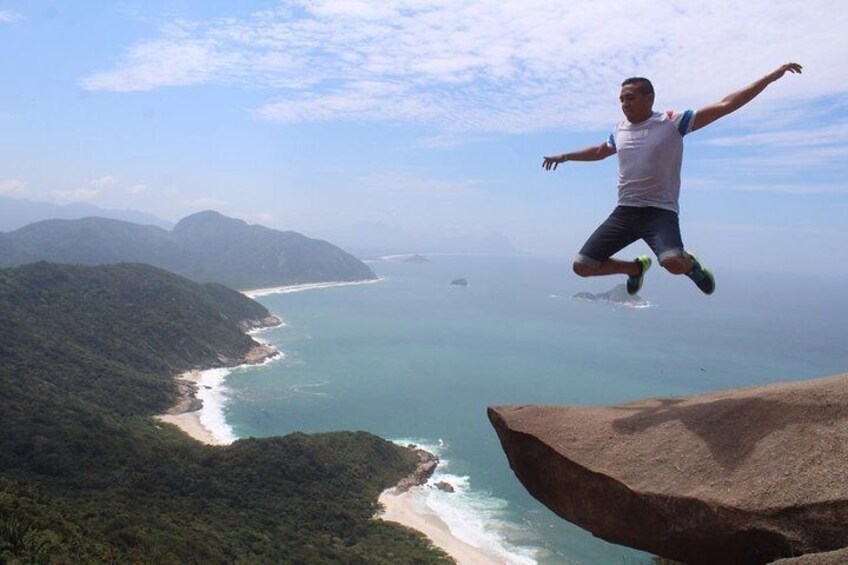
top-left (155, 342), bottom-right (280, 445)
top-left (377, 488), bottom-right (508, 565)
top-left (155, 370), bottom-right (228, 445)
top-left (156, 380), bottom-right (504, 565)
top-left (155, 282), bottom-right (506, 564)
top-left (242, 278), bottom-right (381, 298)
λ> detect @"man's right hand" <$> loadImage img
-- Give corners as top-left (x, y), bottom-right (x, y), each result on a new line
top-left (767, 62), bottom-right (803, 83)
top-left (542, 154), bottom-right (567, 171)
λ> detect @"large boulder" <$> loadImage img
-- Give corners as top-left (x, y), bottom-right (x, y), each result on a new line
top-left (488, 374), bottom-right (848, 565)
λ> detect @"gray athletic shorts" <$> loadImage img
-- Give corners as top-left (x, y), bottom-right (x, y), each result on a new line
top-left (575, 205), bottom-right (686, 267)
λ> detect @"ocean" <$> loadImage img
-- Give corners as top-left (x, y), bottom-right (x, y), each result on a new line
top-left (199, 254), bottom-right (848, 564)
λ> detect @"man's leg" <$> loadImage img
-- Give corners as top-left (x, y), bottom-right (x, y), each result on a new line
top-left (572, 258), bottom-right (641, 277)
top-left (573, 206), bottom-right (646, 282)
top-left (640, 208), bottom-right (715, 295)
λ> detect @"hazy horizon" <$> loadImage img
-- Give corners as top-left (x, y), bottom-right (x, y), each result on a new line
top-left (2, 2), bottom-right (847, 274)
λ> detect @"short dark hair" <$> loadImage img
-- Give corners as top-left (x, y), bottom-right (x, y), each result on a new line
top-left (621, 77), bottom-right (654, 96)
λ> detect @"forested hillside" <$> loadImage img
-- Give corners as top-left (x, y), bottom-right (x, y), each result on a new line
top-left (0, 263), bottom-right (448, 564)
top-left (0, 210), bottom-right (377, 290)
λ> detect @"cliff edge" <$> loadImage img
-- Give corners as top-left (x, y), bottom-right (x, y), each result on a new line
top-left (488, 374), bottom-right (848, 565)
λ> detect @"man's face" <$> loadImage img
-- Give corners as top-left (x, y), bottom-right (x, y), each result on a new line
top-left (619, 84), bottom-right (654, 123)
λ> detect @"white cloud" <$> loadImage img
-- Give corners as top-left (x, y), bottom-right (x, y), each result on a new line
top-left (0, 10), bottom-right (24, 23)
top-left (0, 179), bottom-right (28, 196)
top-left (706, 123), bottom-right (848, 148)
top-left (81, 1), bottom-right (848, 133)
top-left (182, 197), bottom-right (230, 210)
top-left (91, 175), bottom-right (118, 187)
top-left (358, 170), bottom-right (481, 198)
top-left (702, 145), bottom-right (848, 171)
top-left (49, 188), bottom-right (100, 203)
top-left (127, 183), bottom-right (147, 195)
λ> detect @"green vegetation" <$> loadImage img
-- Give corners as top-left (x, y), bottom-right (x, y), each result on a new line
top-left (0, 210), bottom-right (377, 290)
top-left (0, 262), bottom-right (450, 564)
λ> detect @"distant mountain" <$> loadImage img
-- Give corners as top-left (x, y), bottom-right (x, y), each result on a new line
top-left (0, 262), bottom-right (440, 563)
top-left (0, 210), bottom-right (376, 289)
top-left (0, 195), bottom-right (172, 231)
top-left (316, 221), bottom-right (521, 257)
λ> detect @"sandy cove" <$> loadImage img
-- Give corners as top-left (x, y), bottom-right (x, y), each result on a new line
top-left (154, 284), bottom-right (502, 565)
top-left (378, 488), bottom-right (509, 565)
top-left (374, 448), bottom-right (509, 565)
top-left (155, 369), bottom-right (229, 445)
top-left (156, 367), bottom-right (506, 564)
top-left (154, 343), bottom-right (278, 445)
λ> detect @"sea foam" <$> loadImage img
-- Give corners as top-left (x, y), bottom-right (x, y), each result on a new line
top-left (392, 438), bottom-right (541, 565)
top-left (194, 353), bottom-right (285, 445)
top-left (243, 279), bottom-right (382, 298)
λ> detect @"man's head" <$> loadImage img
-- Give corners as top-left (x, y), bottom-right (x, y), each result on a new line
top-left (620, 77), bottom-right (654, 123)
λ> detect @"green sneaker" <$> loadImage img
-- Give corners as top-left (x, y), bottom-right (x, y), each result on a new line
top-left (626, 255), bottom-right (652, 295)
top-left (685, 251), bottom-right (715, 295)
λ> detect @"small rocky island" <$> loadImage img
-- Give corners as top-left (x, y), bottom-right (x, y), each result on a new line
top-left (450, 278), bottom-right (468, 287)
top-left (401, 254), bottom-right (431, 264)
top-left (573, 283), bottom-right (649, 308)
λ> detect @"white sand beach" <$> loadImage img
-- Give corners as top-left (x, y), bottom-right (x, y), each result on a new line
top-left (156, 410), bottom-right (228, 445)
top-left (154, 369), bottom-right (232, 446)
top-left (156, 369), bottom-right (504, 564)
top-left (378, 488), bottom-right (508, 565)
top-left (242, 278), bottom-right (381, 298)
top-left (154, 283), bottom-right (502, 565)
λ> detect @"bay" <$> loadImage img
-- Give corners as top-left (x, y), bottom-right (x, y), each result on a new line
top-left (220, 254), bottom-right (848, 564)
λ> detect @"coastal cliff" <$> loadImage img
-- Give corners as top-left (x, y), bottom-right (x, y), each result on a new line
top-left (489, 374), bottom-right (848, 564)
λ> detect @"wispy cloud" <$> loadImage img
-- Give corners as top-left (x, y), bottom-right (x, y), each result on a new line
top-left (0, 179), bottom-right (28, 196)
top-left (81, 1), bottom-right (848, 134)
top-left (49, 188), bottom-right (100, 203)
top-left (358, 171), bottom-right (481, 198)
top-left (701, 145), bottom-right (848, 171)
top-left (706, 123), bottom-right (848, 148)
top-left (46, 176), bottom-right (121, 203)
top-left (0, 10), bottom-right (24, 23)
top-left (182, 197), bottom-right (230, 210)
top-left (91, 175), bottom-right (118, 188)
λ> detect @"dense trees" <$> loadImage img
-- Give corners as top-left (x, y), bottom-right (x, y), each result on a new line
top-left (0, 263), bottom-right (450, 563)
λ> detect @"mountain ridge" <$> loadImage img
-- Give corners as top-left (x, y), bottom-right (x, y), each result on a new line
top-left (0, 210), bottom-right (376, 289)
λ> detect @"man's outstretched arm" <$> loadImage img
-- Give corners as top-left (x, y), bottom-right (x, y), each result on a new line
top-left (542, 143), bottom-right (616, 170)
top-left (692, 62), bottom-right (803, 131)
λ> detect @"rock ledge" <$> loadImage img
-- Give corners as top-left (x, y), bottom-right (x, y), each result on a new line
top-left (489, 374), bottom-right (848, 565)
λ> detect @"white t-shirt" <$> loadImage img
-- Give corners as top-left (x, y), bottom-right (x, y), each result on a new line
top-left (606, 110), bottom-right (696, 213)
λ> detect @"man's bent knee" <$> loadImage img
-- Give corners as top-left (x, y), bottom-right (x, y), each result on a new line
top-left (573, 261), bottom-right (595, 277)
top-left (661, 256), bottom-right (691, 275)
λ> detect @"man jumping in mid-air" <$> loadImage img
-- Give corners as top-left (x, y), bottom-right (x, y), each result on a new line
top-left (543, 63), bottom-right (803, 296)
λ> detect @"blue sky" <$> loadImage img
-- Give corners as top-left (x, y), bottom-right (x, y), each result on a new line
top-left (1, 1), bottom-right (847, 274)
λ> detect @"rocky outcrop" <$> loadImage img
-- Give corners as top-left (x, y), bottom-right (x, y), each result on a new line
top-left (488, 374), bottom-right (848, 565)
top-left (401, 254), bottom-right (430, 264)
top-left (239, 314), bottom-right (282, 332)
top-left (771, 547), bottom-right (848, 564)
top-left (391, 446), bottom-right (439, 493)
top-left (573, 283), bottom-right (649, 308)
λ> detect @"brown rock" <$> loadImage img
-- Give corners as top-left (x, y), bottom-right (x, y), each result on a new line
top-left (488, 374), bottom-right (848, 565)
top-left (393, 448), bottom-right (439, 493)
top-left (770, 547), bottom-right (848, 564)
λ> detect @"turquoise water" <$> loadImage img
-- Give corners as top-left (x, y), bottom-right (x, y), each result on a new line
top-left (219, 255), bottom-right (848, 564)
